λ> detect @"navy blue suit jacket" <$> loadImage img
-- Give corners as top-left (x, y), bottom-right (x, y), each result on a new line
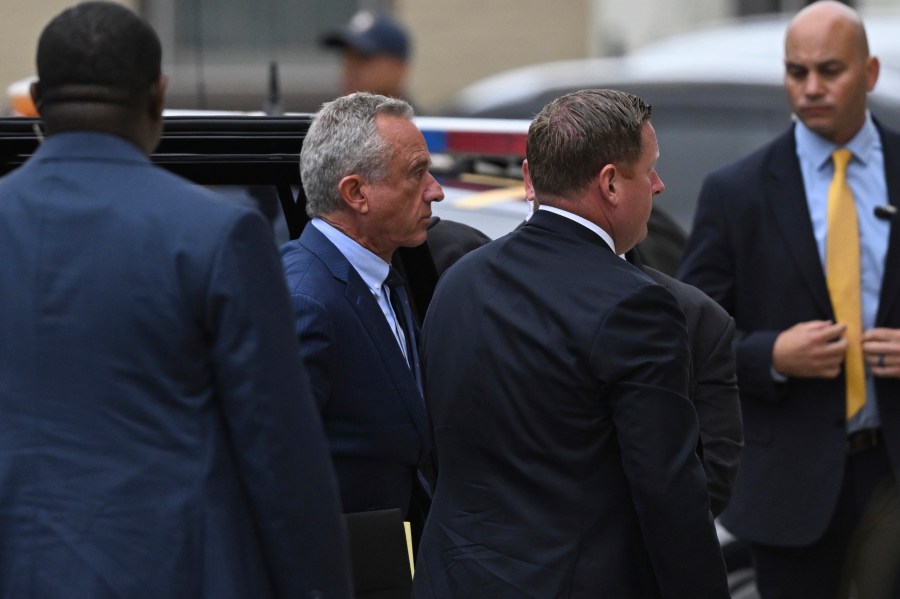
top-left (414, 211), bottom-right (729, 598)
top-left (281, 224), bottom-right (430, 517)
top-left (680, 122), bottom-right (900, 546)
top-left (0, 132), bottom-right (351, 598)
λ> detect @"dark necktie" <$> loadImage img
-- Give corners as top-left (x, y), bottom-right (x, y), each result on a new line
top-left (384, 268), bottom-right (422, 392)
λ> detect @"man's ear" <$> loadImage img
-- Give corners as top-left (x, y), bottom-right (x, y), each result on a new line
top-left (337, 174), bottom-right (370, 214)
top-left (598, 163), bottom-right (618, 206)
top-left (523, 159), bottom-right (536, 201)
top-left (30, 80), bottom-right (42, 114)
top-left (866, 55), bottom-right (880, 93)
top-left (149, 74), bottom-right (167, 119)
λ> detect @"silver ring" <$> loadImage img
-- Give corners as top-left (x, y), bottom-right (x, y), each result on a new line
top-left (879, 354), bottom-right (886, 368)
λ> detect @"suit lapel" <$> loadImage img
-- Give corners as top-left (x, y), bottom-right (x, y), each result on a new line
top-left (877, 123), bottom-right (900, 324)
top-left (345, 274), bottom-right (428, 435)
top-left (300, 225), bottom-right (429, 439)
top-left (766, 130), bottom-right (833, 316)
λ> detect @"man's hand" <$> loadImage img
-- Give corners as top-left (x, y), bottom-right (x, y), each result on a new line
top-left (863, 328), bottom-right (900, 378)
top-left (773, 320), bottom-right (847, 378)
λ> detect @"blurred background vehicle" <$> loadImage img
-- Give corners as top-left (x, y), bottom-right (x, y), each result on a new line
top-left (3, 3), bottom-right (897, 116)
top-left (439, 10), bottom-right (900, 234)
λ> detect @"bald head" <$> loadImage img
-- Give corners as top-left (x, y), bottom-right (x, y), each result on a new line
top-left (787, 1), bottom-right (869, 58)
top-left (783, 0), bottom-right (878, 144)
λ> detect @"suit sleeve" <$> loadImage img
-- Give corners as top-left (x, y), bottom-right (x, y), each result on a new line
top-left (597, 282), bottom-right (729, 598)
top-left (691, 301), bottom-right (743, 517)
top-left (679, 172), bottom-right (784, 404)
top-left (286, 291), bottom-right (337, 412)
top-left (207, 210), bottom-right (352, 599)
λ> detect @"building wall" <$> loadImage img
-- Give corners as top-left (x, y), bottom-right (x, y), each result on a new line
top-left (1, 0), bottom-right (136, 115)
top-left (398, 0), bottom-right (896, 112)
top-left (592, 0), bottom-right (731, 57)
top-left (0, 0), bottom-right (896, 115)
top-left (398, 0), bottom-right (591, 112)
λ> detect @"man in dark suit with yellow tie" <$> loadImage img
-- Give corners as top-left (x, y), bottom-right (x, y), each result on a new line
top-left (680, 2), bottom-right (900, 596)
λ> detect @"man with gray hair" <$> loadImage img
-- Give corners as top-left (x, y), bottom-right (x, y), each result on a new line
top-left (414, 89), bottom-right (728, 598)
top-left (281, 92), bottom-right (444, 541)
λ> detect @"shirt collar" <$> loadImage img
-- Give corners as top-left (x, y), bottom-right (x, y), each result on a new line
top-left (311, 218), bottom-right (391, 292)
top-left (537, 205), bottom-right (616, 253)
top-left (795, 111), bottom-right (879, 171)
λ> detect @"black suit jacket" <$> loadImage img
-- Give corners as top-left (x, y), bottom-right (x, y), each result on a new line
top-left (414, 211), bottom-right (729, 598)
top-left (642, 266), bottom-right (743, 516)
top-left (425, 216), bottom-right (491, 276)
top-left (679, 122), bottom-right (900, 546)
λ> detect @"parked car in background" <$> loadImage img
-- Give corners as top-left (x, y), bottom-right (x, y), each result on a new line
top-left (440, 9), bottom-right (900, 234)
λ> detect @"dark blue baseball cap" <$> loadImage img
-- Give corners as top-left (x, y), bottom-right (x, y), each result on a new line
top-left (321, 11), bottom-right (410, 60)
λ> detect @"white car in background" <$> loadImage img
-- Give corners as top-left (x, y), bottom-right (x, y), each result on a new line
top-left (441, 8), bottom-right (900, 235)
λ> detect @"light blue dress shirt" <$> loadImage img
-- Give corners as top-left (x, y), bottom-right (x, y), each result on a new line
top-left (310, 218), bottom-right (408, 359)
top-left (794, 113), bottom-right (889, 431)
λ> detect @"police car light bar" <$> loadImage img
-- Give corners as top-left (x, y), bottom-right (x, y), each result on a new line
top-left (414, 116), bottom-right (529, 158)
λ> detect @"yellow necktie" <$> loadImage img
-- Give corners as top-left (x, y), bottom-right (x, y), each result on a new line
top-left (826, 148), bottom-right (866, 420)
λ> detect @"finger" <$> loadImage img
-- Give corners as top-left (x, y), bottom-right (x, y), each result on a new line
top-left (823, 336), bottom-right (849, 353)
top-left (804, 319), bottom-right (835, 330)
top-left (866, 353), bottom-right (885, 368)
top-left (863, 327), bottom-right (900, 343)
top-left (863, 337), bottom-right (900, 360)
top-left (817, 363), bottom-right (844, 379)
top-left (871, 355), bottom-right (896, 377)
top-left (815, 322), bottom-right (848, 341)
top-left (863, 338), bottom-right (886, 351)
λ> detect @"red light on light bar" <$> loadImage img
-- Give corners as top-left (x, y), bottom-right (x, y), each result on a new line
top-left (446, 131), bottom-right (527, 157)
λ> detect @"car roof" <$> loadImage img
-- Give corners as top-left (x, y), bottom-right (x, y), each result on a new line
top-left (443, 8), bottom-right (900, 120)
top-left (633, 7), bottom-right (900, 72)
top-left (440, 11), bottom-right (900, 232)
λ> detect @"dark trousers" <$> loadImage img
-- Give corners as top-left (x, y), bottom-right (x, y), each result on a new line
top-left (752, 443), bottom-right (900, 599)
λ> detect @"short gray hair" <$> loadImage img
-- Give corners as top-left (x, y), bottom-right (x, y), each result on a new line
top-left (526, 89), bottom-right (651, 199)
top-left (301, 92), bottom-right (415, 218)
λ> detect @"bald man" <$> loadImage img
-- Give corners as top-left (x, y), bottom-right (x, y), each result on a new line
top-left (680, 2), bottom-right (900, 597)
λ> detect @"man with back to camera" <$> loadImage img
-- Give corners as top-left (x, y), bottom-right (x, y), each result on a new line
top-left (0, 3), bottom-right (352, 598)
top-left (413, 88), bottom-right (729, 598)
top-left (680, 1), bottom-right (900, 596)
top-left (281, 92), bottom-right (444, 545)
top-left (523, 191), bottom-right (743, 518)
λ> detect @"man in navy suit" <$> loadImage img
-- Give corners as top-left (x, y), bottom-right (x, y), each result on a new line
top-left (0, 3), bottom-right (352, 598)
top-left (414, 89), bottom-right (728, 598)
top-left (281, 93), bottom-right (444, 540)
top-left (680, 2), bottom-right (900, 596)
